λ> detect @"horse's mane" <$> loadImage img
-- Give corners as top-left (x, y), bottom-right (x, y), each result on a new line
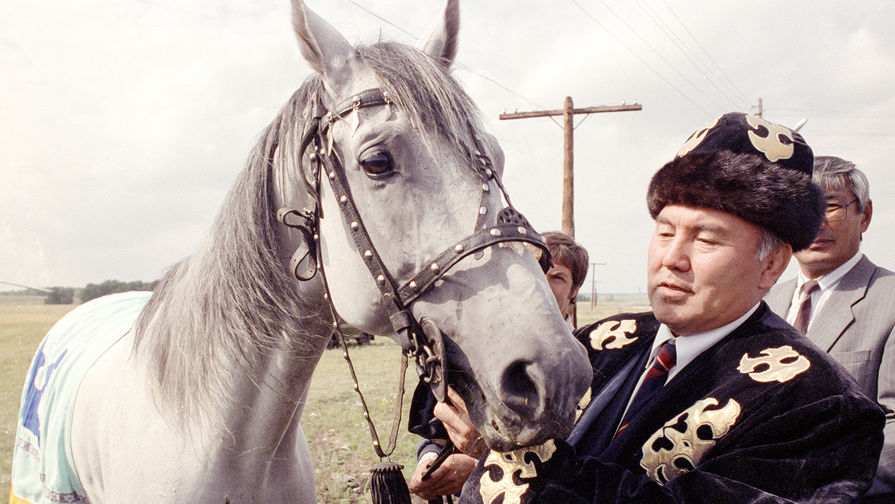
top-left (133, 41), bottom-right (487, 430)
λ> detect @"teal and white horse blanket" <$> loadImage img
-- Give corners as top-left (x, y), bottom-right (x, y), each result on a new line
top-left (10, 292), bottom-right (151, 504)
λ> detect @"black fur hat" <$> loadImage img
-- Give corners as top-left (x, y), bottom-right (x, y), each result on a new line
top-left (647, 113), bottom-right (825, 251)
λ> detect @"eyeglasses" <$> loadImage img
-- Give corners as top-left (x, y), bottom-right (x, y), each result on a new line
top-left (825, 199), bottom-right (858, 222)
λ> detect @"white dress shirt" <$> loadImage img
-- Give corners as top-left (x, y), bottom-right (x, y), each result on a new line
top-left (618, 303), bottom-right (761, 425)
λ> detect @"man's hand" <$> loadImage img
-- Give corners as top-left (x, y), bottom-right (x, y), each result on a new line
top-left (433, 387), bottom-right (487, 458)
top-left (408, 452), bottom-right (477, 500)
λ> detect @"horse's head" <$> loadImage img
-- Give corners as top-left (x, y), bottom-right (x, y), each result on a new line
top-left (281, 0), bottom-right (590, 450)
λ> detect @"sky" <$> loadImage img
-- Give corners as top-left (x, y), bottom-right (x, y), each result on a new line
top-left (2, 0), bottom-right (894, 294)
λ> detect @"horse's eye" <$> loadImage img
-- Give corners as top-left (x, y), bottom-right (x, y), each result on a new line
top-left (359, 150), bottom-right (395, 178)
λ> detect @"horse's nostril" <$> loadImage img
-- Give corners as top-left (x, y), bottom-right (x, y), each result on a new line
top-left (500, 360), bottom-right (541, 417)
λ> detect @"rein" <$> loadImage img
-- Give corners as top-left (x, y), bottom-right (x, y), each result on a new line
top-left (276, 88), bottom-right (549, 462)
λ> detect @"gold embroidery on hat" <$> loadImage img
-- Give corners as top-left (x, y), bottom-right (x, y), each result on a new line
top-left (590, 319), bottom-right (638, 351)
top-left (676, 115), bottom-right (721, 157)
top-left (640, 397), bottom-right (741, 485)
top-left (737, 345), bottom-right (811, 383)
top-left (745, 115), bottom-right (795, 162)
top-left (479, 440), bottom-right (557, 504)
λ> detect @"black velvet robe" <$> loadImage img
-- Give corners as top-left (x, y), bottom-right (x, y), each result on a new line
top-left (460, 303), bottom-right (885, 504)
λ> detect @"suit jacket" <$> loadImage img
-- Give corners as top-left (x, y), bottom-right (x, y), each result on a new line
top-left (460, 305), bottom-right (884, 504)
top-left (766, 255), bottom-right (895, 497)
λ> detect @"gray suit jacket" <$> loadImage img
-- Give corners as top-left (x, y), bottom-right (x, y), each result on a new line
top-left (766, 255), bottom-right (895, 497)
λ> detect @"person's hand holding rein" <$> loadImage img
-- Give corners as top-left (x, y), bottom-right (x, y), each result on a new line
top-left (408, 451), bottom-right (477, 500)
top-left (433, 387), bottom-right (488, 458)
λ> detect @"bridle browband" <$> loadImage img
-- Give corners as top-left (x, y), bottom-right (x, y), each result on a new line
top-left (276, 87), bottom-right (549, 457)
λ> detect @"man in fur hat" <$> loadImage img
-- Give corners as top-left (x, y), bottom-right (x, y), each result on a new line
top-left (437, 113), bottom-right (885, 503)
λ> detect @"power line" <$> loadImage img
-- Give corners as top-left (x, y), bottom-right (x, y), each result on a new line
top-left (659, 0), bottom-right (751, 104)
top-left (343, 0), bottom-right (561, 126)
top-left (344, 0), bottom-right (417, 39)
top-left (588, 0), bottom-right (727, 111)
top-left (632, 0), bottom-right (742, 109)
top-left (568, 0), bottom-right (712, 115)
top-left (454, 62), bottom-right (563, 128)
top-left (807, 145), bottom-right (895, 152)
top-left (771, 107), bottom-right (895, 118)
top-left (803, 130), bottom-right (895, 137)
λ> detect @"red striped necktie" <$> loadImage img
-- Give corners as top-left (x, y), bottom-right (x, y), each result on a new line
top-left (793, 279), bottom-right (820, 333)
top-left (615, 338), bottom-right (677, 438)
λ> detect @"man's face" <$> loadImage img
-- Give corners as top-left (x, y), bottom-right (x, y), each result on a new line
top-left (647, 205), bottom-right (782, 336)
top-left (546, 261), bottom-right (577, 318)
top-left (794, 186), bottom-right (871, 278)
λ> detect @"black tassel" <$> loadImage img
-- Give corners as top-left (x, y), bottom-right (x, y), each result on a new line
top-left (370, 462), bottom-right (411, 504)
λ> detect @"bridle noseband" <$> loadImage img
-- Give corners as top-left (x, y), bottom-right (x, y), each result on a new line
top-left (276, 88), bottom-right (549, 457)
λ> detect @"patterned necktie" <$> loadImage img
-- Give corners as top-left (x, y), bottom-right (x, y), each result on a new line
top-left (615, 338), bottom-right (676, 438)
top-left (793, 280), bottom-right (820, 333)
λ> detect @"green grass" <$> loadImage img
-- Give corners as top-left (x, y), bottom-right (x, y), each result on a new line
top-left (304, 340), bottom-right (420, 503)
top-left (0, 296), bottom-right (641, 503)
top-left (575, 295), bottom-right (651, 327)
top-left (1, 297), bottom-right (77, 504)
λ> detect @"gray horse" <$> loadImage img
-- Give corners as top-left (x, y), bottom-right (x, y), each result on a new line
top-left (9, 1), bottom-right (590, 502)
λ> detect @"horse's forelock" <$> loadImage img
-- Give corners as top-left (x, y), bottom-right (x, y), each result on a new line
top-left (356, 42), bottom-right (485, 164)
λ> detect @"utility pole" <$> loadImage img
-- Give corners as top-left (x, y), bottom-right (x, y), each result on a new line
top-left (590, 262), bottom-right (606, 309)
top-left (500, 98), bottom-right (641, 239)
top-left (756, 97), bottom-right (763, 118)
top-left (562, 97), bottom-right (574, 237)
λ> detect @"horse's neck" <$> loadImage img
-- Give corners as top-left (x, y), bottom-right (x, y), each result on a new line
top-left (132, 111), bottom-right (339, 458)
top-left (136, 256), bottom-right (333, 457)
top-left (211, 313), bottom-right (329, 460)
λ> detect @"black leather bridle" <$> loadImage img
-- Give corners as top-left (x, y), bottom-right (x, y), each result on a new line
top-left (277, 88), bottom-right (550, 405)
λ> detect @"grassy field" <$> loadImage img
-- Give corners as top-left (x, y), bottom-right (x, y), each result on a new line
top-left (1, 297), bottom-right (78, 504)
top-left (0, 294), bottom-right (648, 503)
top-left (576, 294), bottom-right (651, 326)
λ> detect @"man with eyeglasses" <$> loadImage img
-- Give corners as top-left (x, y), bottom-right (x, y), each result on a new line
top-left (766, 156), bottom-right (895, 503)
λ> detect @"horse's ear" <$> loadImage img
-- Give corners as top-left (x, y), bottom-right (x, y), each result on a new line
top-left (418, 0), bottom-right (459, 68)
top-left (291, 0), bottom-right (356, 82)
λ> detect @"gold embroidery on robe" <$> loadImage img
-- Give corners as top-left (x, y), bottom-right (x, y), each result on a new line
top-left (737, 345), bottom-right (810, 383)
top-left (590, 319), bottom-right (638, 351)
top-left (640, 398), bottom-right (741, 485)
top-left (479, 440), bottom-right (557, 504)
